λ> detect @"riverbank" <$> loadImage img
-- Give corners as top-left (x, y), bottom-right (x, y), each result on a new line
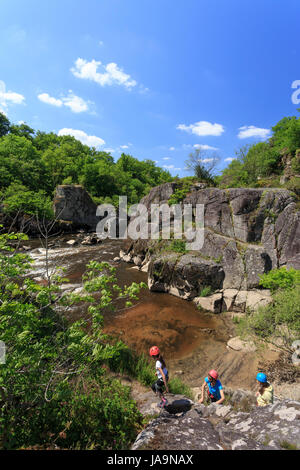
top-left (20, 234), bottom-right (300, 402)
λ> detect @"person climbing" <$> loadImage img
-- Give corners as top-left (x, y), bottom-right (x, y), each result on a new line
top-left (149, 346), bottom-right (169, 408)
top-left (198, 369), bottom-right (225, 405)
top-left (255, 372), bottom-right (274, 407)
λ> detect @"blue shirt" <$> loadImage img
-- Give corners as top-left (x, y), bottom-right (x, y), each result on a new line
top-left (205, 377), bottom-right (223, 400)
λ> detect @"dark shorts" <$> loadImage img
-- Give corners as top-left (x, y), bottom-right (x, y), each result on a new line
top-left (152, 376), bottom-right (169, 394)
top-left (207, 389), bottom-right (219, 402)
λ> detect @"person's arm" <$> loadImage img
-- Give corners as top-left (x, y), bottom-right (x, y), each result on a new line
top-left (215, 388), bottom-right (225, 405)
top-left (198, 381), bottom-right (207, 403)
top-left (158, 368), bottom-right (169, 393)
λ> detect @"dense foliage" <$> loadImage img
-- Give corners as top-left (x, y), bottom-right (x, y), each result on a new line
top-left (0, 229), bottom-right (150, 449)
top-left (0, 113), bottom-right (172, 218)
top-left (237, 268), bottom-right (300, 353)
top-left (259, 267), bottom-right (300, 292)
top-left (0, 229), bottom-right (191, 449)
top-left (218, 114), bottom-right (300, 190)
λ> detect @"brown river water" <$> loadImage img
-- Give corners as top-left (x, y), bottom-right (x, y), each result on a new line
top-left (22, 234), bottom-right (279, 391)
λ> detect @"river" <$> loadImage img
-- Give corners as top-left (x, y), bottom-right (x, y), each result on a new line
top-left (22, 234), bottom-right (273, 391)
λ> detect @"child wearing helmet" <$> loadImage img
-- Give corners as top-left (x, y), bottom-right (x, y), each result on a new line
top-left (256, 372), bottom-right (273, 407)
top-left (149, 346), bottom-right (169, 408)
top-left (198, 369), bottom-right (225, 405)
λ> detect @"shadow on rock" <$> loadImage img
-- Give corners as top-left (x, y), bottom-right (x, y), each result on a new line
top-left (165, 398), bottom-right (192, 414)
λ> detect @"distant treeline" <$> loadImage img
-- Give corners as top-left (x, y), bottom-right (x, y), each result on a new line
top-left (216, 114), bottom-right (300, 191)
top-left (0, 111), bottom-right (299, 220)
top-left (0, 112), bottom-right (172, 219)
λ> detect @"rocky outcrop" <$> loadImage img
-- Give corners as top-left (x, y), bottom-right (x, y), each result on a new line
top-left (192, 288), bottom-right (273, 313)
top-left (53, 185), bottom-right (100, 231)
top-left (121, 184), bottom-right (300, 308)
top-left (131, 393), bottom-right (300, 450)
top-left (148, 254), bottom-right (225, 300)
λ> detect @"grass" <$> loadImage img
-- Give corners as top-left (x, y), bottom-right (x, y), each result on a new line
top-left (279, 440), bottom-right (298, 450)
top-left (165, 239), bottom-right (187, 254)
top-left (168, 377), bottom-right (193, 399)
top-left (198, 286), bottom-right (213, 297)
top-left (106, 347), bottom-right (193, 398)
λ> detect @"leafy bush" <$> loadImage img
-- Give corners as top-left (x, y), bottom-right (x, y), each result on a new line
top-left (166, 239), bottom-right (187, 254)
top-left (219, 114), bottom-right (300, 188)
top-left (259, 267), bottom-right (300, 292)
top-left (168, 177), bottom-right (197, 205)
top-left (285, 176), bottom-right (300, 196)
top-left (237, 286), bottom-right (300, 352)
top-left (0, 231), bottom-right (147, 449)
top-left (2, 183), bottom-right (54, 219)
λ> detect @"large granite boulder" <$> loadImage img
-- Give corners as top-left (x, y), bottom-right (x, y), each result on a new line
top-left (148, 254), bottom-right (225, 299)
top-left (53, 185), bottom-right (100, 231)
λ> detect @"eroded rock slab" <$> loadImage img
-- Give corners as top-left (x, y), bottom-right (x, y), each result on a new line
top-left (132, 393), bottom-right (300, 451)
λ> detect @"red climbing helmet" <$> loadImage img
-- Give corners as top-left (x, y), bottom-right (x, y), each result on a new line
top-left (149, 346), bottom-right (160, 356)
top-left (208, 369), bottom-right (219, 380)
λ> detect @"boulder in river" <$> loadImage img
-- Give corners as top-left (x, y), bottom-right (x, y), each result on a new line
top-left (53, 185), bottom-right (100, 231)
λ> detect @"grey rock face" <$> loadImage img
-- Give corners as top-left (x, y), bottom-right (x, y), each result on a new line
top-left (122, 184), bottom-right (300, 305)
top-left (53, 185), bottom-right (100, 230)
top-left (148, 254), bottom-right (225, 299)
top-left (131, 394), bottom-right (300, 451)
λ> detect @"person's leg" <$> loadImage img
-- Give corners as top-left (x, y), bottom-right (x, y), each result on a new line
top-left (158, 379), bottom-right (168, 408)
top-left (151, 381), bottom-right (158, 394)
top-left (156, 380), bottom-right (167, 407)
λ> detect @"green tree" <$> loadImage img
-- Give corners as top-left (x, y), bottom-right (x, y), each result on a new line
top-left (0, 134), bottom-right (50, 193)
top-left (10, 123), bottom-right (35, 141)
top-left (0, 112), bottom-right (10, 137)
top-left (0, 231), bottom-right (147, 449)
top-left (271, 116), bottom-right (300, 155)
top-left (185, 148), bottom-right (219, 183)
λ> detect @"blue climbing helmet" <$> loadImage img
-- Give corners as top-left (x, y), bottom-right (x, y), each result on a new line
top-left (256, 372), bottom-right (267, 383)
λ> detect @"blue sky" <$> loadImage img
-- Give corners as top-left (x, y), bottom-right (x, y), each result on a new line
top-left (0, 0), bottom-right (299, 176)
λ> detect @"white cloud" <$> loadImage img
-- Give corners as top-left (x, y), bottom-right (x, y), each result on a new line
top-left (120, 145), bottom-right (129, 149)
top-left (177, 120), bottom-right (224, 137)
top-left (38, 93), bottom-right (62, 107)
top-left (162, 157), bottom-right (171, 160)
top-left (0, 80), bottom-right (25, 113)
top-left (194, 144), bottom-right (219, 151)
top-left (169, 146), bottom-right (175, 151)
top-left (225, 157), bottom-right (236, 162)
top-left (71, 58), bottom-right (137, 89)
top-left (63, 93), bottom-right (89, 113)
top-left (238, 125), bottom-right (271, 140)
top-left (163, 164), bottom-right (182, 171)
top-left (58, 128), bottom-right (105, 148)
top-left (38, 91), bottom-right (91, 113)
top-left (199, 158), bottom-right (214, 163)
top-left (98, 41), bottom-right (104, 47)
